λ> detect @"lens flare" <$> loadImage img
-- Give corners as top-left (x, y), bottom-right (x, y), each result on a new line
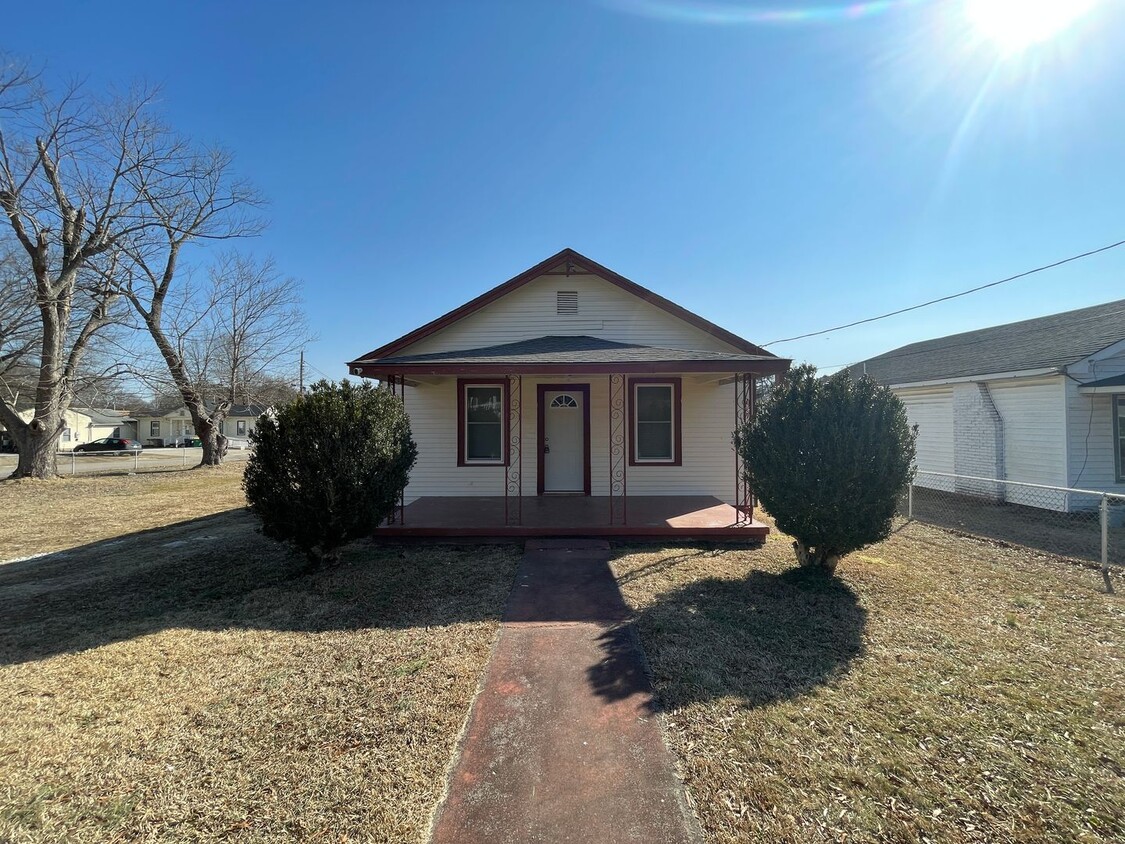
top-left (964, 0), bottom-right (1099, 53)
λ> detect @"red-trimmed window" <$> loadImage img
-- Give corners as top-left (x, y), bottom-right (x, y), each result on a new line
top-left (458, 379), bottom-right (508, 466)
top-left (629, 377), bottom-right (682, 466)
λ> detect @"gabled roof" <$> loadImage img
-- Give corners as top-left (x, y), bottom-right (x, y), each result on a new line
top-left (74, 408), bottom-right (137, 425)
top-left (370, 335), bottom-right (785, 373)
top-left (848, 299), bottom-right (1125, 386)
top-left (349, 248), bottom-right (775, 365)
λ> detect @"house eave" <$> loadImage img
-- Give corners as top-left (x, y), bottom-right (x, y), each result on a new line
top-left (349, 358), bottom-right (791, 379)
top-left (1077, 385), bottom-right (1125, 394)
top-left (886, 367), bottom-right (1061, 390)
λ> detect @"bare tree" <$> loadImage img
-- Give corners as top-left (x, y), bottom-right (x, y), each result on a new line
top-left (0, 247), bottom-right (38, 404)
top-left (119, 252), bottom-right (308, 464)
top-left (0, 59), bottom-right (261, 478)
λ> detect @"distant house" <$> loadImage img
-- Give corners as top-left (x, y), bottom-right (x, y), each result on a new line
top-left (0, 407), bottom-right (137, 451)
top-left (849, 299), bottom-right (1125, 509)
top-left (347, 248), bottom-right (790, 537)
top-left (134, 404), bottom-right (269, 447)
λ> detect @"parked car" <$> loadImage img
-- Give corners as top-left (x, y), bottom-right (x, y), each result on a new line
top-left (72, 437), bottom-right (143, 455)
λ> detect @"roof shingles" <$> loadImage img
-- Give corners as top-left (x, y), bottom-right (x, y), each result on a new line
top-left (849, 299), bottom-right (1125, 386)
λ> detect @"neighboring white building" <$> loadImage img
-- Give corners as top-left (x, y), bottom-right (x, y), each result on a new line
top-left (850, 299), bottom-right (1125, 510)
top-left (135, 404), bottom-right (269, 446)
top-left (347, 248), bottom-right (790, 538)
top-left (0, 407), bottom-right (137, 451)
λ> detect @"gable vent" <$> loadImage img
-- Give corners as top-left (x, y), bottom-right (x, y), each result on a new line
top-left (557, 290), bottom-right (578, 315)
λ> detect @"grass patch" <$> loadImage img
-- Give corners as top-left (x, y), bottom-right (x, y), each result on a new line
top-left (612, 521), bottom-right (1125, 843)
top-left (0, 463), bottom-right (250, 561)
top-left (0, 468), bottom-right (521, 842)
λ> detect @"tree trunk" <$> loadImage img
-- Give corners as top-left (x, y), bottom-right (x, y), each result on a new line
top-left (792, 540), bottom-right (840, 575)
top-left (196, 417), bottom-right (222, 467)
top-left (6, 415), bottom-right (60, 479)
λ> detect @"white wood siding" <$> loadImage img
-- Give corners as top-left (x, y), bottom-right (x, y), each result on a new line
top-left (401, 375), bottom-right (737, 502)
top-left (1065, 350), bottom-right (1125, 493)
top-left (397, 272), bottom-right (743, 356)
top-left (986, 377), bottom-right (1068, 489)
top-left (895, 386), bottom-right (954, 475)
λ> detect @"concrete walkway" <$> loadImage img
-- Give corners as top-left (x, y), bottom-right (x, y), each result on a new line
top-left (428, 539), bottom-right (701, 844)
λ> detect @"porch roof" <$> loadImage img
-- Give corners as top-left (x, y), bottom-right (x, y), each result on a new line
top-left (1078, 373), bottom-right (1125, 394)
top-left (351, 335), bottom-right (790, 377)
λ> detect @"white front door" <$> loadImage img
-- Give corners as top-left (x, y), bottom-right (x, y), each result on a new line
top-left (543, 389), bottom-right (585, 493)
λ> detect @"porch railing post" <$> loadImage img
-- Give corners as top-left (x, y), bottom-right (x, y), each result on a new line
top-left (505, 374), bottom-right (522, 526)
top-left (609, 373), bottom-right (627, 526)
top-left (399, 375), bottom-right (406, 525)
top-left (733, 372), bottom-right (756, 526)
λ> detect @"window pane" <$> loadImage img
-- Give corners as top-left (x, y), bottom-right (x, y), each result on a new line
top-left (636, 386), bottom-right (672, 423)
top-left (467, 423), bottom-right (503, 460)
top-left (466, 387), bottom-right (503, 423)
top-left (637, 422), bottom-right (672, 460)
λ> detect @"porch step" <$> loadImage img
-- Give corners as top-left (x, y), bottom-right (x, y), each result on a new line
top-left (524, 538), bottom-right (611, 552)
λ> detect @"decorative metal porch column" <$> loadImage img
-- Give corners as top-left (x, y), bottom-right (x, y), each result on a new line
top-left (733, 373), bottom-right (756, 525)
top-left (387, 375), bottom-right (407, 525)
top-left (504, 374), bottom-right (522, 526)
top-left (609, 373), bottom-right (627, 525)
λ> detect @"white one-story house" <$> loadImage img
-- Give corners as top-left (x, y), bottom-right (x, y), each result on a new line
top-left (849, 299), bottom-right (1125, 511)
top-left (0, 407), bottom-right (137, 451)
top-left (135, 404), bottom-right (268, 447)
top-left (347, 248), bottom-right (790, 538)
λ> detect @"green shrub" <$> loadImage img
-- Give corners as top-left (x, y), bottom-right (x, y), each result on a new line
top-left (243, 380), bottom-right (418, 566)
top-left (737, 364), bottom-right (915, 573)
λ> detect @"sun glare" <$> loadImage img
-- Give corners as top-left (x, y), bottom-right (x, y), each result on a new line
top-left (964, 0), bottom-right (1099, 52)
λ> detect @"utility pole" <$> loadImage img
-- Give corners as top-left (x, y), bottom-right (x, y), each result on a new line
top-left (299, 350), bottom-right (305, 395)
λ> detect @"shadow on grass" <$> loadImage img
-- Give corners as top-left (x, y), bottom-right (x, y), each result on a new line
top-left (0, 511), bottom-right (522, 667)
top-left (590, 564), bottom-right (867, 710)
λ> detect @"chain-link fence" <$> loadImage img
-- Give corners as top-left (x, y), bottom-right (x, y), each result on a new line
top-left (899, 471), bottom-right (1124, 592)
top-left (0, 447), bottom-right (253, 477)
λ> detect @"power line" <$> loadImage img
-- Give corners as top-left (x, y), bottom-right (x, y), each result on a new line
top-left (763, 236), bottom-right (1125, 346)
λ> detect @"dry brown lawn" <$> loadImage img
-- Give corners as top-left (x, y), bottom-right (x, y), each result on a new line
top-left (0, 469), bottom-right (521, 843)
top-left (612, 521), bottom-right (1125, 844)
top-left (0, 463), bottom-right (250, 561)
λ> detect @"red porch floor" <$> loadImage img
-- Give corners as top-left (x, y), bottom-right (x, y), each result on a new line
top-left (376, 495), bottom-right (769, 539)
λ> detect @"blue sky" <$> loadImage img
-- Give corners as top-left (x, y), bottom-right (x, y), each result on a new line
top-left (7, 0), bottom-right (1125, 379)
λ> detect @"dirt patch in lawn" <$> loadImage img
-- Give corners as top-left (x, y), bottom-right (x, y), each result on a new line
top-left (611, 522), bottom-right (1125, 844)
top-left (0, 476), bottom-right (522, 843)
top-left (0, 463), bottom-right (249, 562)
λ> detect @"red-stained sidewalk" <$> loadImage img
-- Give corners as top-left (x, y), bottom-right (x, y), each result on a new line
top-left (428, 539), bottom-right (701, 844)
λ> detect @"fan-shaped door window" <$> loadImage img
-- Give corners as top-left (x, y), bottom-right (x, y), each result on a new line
top-left (550, 394), bottom-right (578, 408)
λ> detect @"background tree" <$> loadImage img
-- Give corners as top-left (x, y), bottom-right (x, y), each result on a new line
top-left (0, 59), bottom-right (263, 477)
top-left (118, 251), bottom-right (309, 461)
top-left (737, 364), bottom-right (916, 574)
top-left (243, 380), bottom-right (418, 568)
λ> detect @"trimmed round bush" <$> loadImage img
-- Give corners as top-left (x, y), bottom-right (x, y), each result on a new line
top-left (737, 364), bottom-right (916, 573)
top-left (243, 380), bottom-right (418, 565)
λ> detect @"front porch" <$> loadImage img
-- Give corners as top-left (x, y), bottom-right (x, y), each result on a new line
top-left (375, 495), bottom-right (769, 539)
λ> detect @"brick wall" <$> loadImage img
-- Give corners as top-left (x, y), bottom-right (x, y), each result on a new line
top-left (953, 382), bottom-right (1005, 499)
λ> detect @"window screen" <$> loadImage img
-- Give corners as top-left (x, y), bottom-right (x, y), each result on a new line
top-left (634, 384), bottom-right (674, 461)
top-left (465, 385), bottom-right (504, 462)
